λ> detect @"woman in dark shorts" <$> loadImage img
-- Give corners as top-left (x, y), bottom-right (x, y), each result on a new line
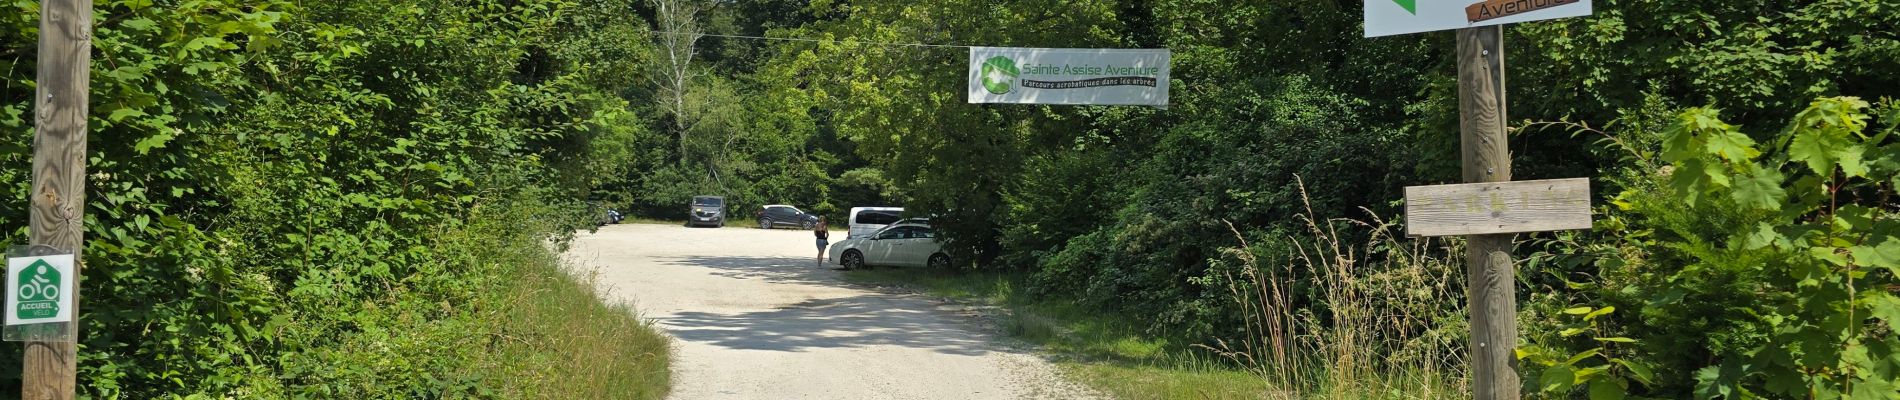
top-left (814, 216), bottom-right (830, 267)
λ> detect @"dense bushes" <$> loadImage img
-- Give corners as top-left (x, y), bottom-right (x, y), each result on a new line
top-left (1518, 98), bottom-right (1900, 398)
top-left (2, 0), bottom-right (664, 396)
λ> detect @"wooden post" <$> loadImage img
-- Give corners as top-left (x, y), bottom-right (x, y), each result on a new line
top-left (1456, 25), bottom-right (1518, 399)
top-left (26, 0), bottom-right (92, 398)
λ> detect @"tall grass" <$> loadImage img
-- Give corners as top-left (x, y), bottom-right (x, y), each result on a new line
top-left (445, 199), bottom-right (672, 398)
top-left (1205, 179), bottom-right (1469, 399)
top-left (475, 255), bottom-right (671, 398)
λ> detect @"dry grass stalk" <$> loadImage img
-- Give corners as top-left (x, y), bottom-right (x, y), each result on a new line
top-left (1206, 176), bottom-right (1469, 399)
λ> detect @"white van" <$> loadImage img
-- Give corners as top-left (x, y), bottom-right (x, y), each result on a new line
top-left (847, 207), bottom-right (904, 239)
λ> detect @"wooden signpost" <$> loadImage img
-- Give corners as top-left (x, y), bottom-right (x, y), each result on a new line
top-left (1404, 178), bottom-right (1592, 237)
top-left (25, 0), bottom-right (92, 398)
top-left (1366, 1), bottom-right (1596, 398)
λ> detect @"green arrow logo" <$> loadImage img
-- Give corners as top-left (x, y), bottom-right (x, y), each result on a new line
top-left (980, 56), bottom-right (1019, 95)
top-left (1392, 0), bottom-right (1417, 14)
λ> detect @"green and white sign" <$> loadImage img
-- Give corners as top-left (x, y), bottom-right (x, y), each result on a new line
top-left (6, 254), bottom-right (74, 326)
top-left (968, 47), bottom-right (1170, 106)
top-left (1365, 0), bottom-right (1593, 37)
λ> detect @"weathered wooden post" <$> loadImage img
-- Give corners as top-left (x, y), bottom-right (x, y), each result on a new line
top-left (1366, 1), bottom-right (1597, 398)
top-left (1456, 25), bottom-right (1519, 399)
top-left (25, 0), bottom-right (92, 398)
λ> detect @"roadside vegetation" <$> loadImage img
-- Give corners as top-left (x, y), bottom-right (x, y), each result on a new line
top-left (1, 0), bottom-right (669, 397)
top-left (469, 206), bottom-right (671, 399)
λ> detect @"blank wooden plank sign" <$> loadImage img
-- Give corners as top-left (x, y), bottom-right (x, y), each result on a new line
top-left (1404, 178), bottom-right (1592, 237)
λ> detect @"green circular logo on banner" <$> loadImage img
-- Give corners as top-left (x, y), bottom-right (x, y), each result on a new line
top-left (980, 56), bottom-right (1019, 95)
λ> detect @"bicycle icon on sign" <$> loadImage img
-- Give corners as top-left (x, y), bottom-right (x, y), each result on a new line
top-left (14, 260), bottom-right (62, 320)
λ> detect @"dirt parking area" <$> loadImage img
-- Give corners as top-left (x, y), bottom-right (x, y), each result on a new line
top-left (564, 223), bottom-right (1097, 399)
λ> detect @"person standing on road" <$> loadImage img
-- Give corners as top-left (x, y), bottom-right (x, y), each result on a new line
top-left (814, 216), bottom-right (830, 267)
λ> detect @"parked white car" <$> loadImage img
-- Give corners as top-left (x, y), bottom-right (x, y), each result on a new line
top-left (846, 207), bottom-right (903, 239)
top-left (827, 222), bottom-right (950, 270)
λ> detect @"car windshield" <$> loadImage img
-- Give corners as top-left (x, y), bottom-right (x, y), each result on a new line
top-left (694, 197), bottom-right (722, 207)
top-left (856, 211), bottom-right (900, 225)
top-left (874, 224), bottom-right (927, 238)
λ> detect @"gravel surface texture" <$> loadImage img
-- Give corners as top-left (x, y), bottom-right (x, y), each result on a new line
top-left (565, 223), bottom-right (1099, 400)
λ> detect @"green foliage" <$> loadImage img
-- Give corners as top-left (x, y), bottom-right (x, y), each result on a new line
top-left (1531, 98), bottom-right (1900, 399)
top-left (1019, 74), bottom-right (1410, 339)
top-left (3, 0), bottom-right (664, 396)
top-left (1520, 307), bottom-right (1657, 400)
top-left (1514, 0), bottom-right (1900, 131)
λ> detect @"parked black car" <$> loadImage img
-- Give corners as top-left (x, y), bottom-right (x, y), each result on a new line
top-left (755, 204), bottom-right (819, 229)
top-left (688, 195), bottom-right (726, 227)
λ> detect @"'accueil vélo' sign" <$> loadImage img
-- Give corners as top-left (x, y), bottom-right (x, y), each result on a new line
top-left (6, 254), bottom-right (75, 326)
top-left (968, 47), bottom-right (1170, 107)
top-left (1365, 0), bottom-right (1593, 37)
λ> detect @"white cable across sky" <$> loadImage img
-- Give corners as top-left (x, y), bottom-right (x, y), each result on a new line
top-left (650, 30), bottom-right (979, 49)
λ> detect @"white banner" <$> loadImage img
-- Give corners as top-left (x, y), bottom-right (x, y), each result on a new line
top-left (967, 47), bottom-right (1170, 107)
top-left (1365, 0), bottom-right (1593, 37)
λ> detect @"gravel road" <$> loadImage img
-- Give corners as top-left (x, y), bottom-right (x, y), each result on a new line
top-left (564, 223), bottom-right (1098, 400)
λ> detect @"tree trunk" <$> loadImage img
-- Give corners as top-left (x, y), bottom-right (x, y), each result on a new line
top-left (649, 0), bottom-right (705, 168)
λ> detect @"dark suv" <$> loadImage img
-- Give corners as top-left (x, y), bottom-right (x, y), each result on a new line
top-left (688, 196), bottom-right (726, 227)
top-left (756, 205), bottom-right (819, 229)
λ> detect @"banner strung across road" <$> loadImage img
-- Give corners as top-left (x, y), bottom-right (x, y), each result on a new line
top-left (1365, 0), bottom-right (1593, 37)
top-left (967, 47), bottom-right (1170, 107)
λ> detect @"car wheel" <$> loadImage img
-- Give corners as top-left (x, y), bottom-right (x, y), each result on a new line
top-left (759, 219), bottom-right (771, 229)
top-left (801, 221), bottom-right (814, 230)
top-left (842, 251), bottom-right (865, 270)
top-left (928, 253), bottom-right (951, 270)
